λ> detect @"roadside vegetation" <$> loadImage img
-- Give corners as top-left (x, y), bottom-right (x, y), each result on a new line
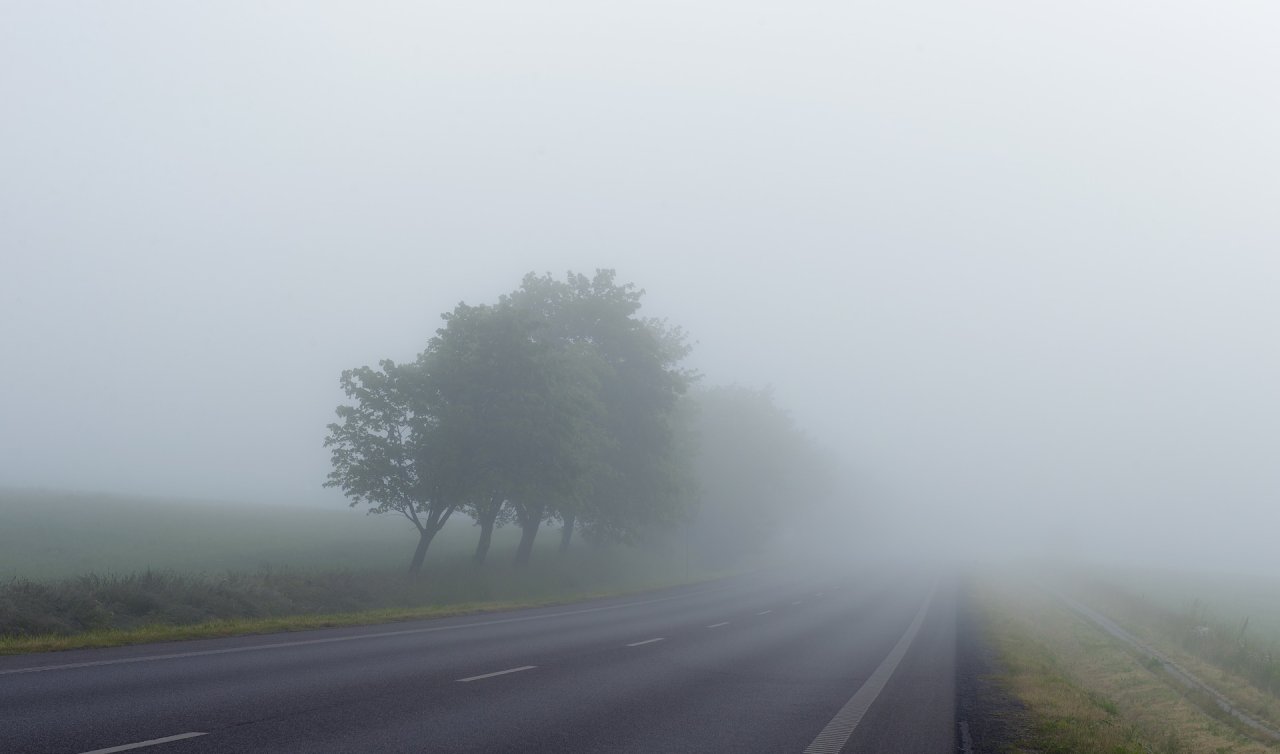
top-left (0, 539), bottom-right (730, 654)
top-left (1063, 572), bottom-right (1280, 737)
top-left (323, 269), bottom-right (830, 573)
top-left (0, 490), bottom-right (745, 652)
top-left (974, 572), bottom-right (1280, 753)
top-left (0, 270), bottom-right (831, 651)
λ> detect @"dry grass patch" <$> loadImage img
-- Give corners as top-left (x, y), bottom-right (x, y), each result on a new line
top-left (977, 577), bottom-right (1275, 754)
top-left (1073, 580), bottom-right (1280, 733)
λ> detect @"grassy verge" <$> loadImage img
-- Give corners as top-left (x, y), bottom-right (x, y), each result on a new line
top-left (1, 539), bottom-right (738, 655)
top-left (1067, 577), bottom-right (1280, 730)
top-left (0, 573), bottom-right (720, 655)
top-left (0, 489), bottom-right (746, 656)
top-left (974, 574), bottom-right (1276, 753)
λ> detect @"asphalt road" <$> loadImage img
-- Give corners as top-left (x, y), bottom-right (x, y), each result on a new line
top-left (1, 569), bottom-right (956, 753)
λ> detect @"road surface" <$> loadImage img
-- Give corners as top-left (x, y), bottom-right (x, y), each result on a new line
top-left (1, 569), bottom-right (956, 753)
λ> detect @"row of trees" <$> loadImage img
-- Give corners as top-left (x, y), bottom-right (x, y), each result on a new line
top-left (325, 270), bottom-right (832, 573)
top-left (324, 271), bottom-right (694, 572)
top-left (686, 385), bottom-right (833, 567)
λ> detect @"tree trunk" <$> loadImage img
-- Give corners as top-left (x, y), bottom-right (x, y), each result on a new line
top-left (408, 528), bottom-right (435, 574)
top-left (558, 512), bottom-right (575, 555)
top-left (514, 510), bottom-right (542, 566)
top-left (473, 510), bottom-right (497, 566)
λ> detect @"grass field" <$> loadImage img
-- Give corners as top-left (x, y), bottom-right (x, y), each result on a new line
top-left (0, 487), bottom-right (637, 579)
top-left (0, 488), bottom-right (466, 578)
top-left (0, 488), bottom-right (720, 651)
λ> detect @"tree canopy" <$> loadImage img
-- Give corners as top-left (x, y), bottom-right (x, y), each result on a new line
top-left (323, 359), bottom-right (458, 573)
top-left (325, 270), bottom-right (697, 571)
top-left (326, 270), bottom-right (833, 574)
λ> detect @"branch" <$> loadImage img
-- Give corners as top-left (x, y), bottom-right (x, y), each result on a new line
top-left (400, 505), bottom-right (425, 533)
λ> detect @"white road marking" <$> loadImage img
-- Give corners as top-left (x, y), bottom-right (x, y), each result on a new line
top-left (0, 589), bottom-right (720, 676)
top-left (756, 610), bottom-right (773, 615)
top-left (706, 622), bottom-right (730, 628)
top-left (803, 585), bottom-right (937, 754)
top-left (791, 601), bottom-right (803, 606)
top-left (958, 720), bottom-right (974, 754)
top-left (456, 665), bottom-right (537, 683)
top-left (79, 732), bottom-right (207, 754)
top-left (626, 637), bottom-right (665, 647)
top-left (815, 592), bottom-right (825, 597)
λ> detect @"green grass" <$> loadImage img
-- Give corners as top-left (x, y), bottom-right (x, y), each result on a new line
top-left (1063, 569), bottom-right (1280, 723)
top-left (1, 546), bottom-right (723, 636)
top-left (0, 573), bottom-right (722, 655)
top-left (974, 574), bottom-right (1276, 754)
top-left (0, 488), bottom-right (451, 578)
top-left (0, 487), bottom-right (631, 579)
top-left (0, 488), bottom-right (732, 653)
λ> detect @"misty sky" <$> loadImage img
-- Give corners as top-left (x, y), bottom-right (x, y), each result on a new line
top-left (3, 2), bottom-right (1278, 570)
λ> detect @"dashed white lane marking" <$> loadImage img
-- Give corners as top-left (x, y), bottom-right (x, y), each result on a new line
top-left (792, 601), bottom-right (803, 606)
top-left (626, 638), bottom-right (665, 647)
top-left (803, 585), bottom-right (937, 754)
top-left (756, 610), bottom-right (773, 615)
top-left (79, 732), bottom-right (207, 754)
top-left (1, 589), bottom-right (714, 676)
top-left (456, 665), bottom-right (537, 682)
top-left (706, 622), bottom-right (730, 629)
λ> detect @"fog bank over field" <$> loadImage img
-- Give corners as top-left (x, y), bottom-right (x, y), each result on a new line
top-left (2, 2), bottom-right (1278, 573)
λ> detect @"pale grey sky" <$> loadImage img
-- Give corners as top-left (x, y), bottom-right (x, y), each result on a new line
top-left (3, 2), bottom-right (1277, 570)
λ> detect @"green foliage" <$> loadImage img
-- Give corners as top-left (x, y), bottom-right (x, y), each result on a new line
top-left (323, 269), bottom-right (830, 573)
top-left (507, 270), bottom-right (697, 545)
top-left (325, 360), bottom-right (459, 572)
top-left (325, 361), bottom-right (425, 516)
top-left (426, 296), bottom-right (606, 513)
top-left (325, 269), bottom-right (699, 569)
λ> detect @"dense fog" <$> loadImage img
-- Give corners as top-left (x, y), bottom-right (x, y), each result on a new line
top-left (3, 2), bottom-right (1278, 573)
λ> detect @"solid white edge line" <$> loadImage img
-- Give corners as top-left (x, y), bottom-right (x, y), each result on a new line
top-left (1, 587), bottom-right (721, 676)
top-left (706, 622), bottom-right (730, 628)
top-left (456, 665), bottom-right (537, 683)
top-left (79, 732), bottom-right (208, 754)
top-left (626, 637), bottom-right (665, 647)
top-left (803, 585), bottom-right (938, 754)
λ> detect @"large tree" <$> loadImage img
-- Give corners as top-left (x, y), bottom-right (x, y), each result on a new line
top-left (325, 269), bottom-right (695, 570)
top-left (506, 270), bottom-right (697, 554)
top-left (423, 297), bottom-right (605, 566)
top-left (323, 360), bottom-right (459, 574)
